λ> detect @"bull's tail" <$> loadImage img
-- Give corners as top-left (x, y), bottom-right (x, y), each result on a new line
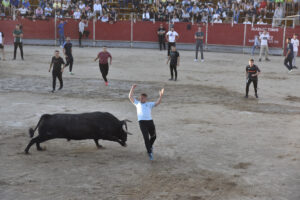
top-left (28, 114), bottom-right (50, 138)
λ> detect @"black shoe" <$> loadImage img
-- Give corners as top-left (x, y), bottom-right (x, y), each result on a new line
top-left (58, 87), bottom-right (63, 90)
top-left (244, 95), bottom-right (248, 98)
top-left (293, 66), bottom-right (298, 69)
top-left (22, 58), bottom-right (24, 60)
top-left (174, 78), bottom-right (177, 81)
top-left (51, 90), bottom-right (55, 93)
top-left (258, 59), bottom-right (261, 62)
top-left (265, 58), bottom-right (270, 61)
top-left (13, 58), bottom-right (16, 60)
top-left (255, 94), bottom-right (258, 98)
top-left (168, 78), bottom-right (173, 81)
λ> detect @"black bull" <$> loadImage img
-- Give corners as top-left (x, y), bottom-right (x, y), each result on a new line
top-left (25, 112), bottom-right (132, 154)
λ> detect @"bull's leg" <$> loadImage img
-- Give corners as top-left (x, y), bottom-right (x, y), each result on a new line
top-left (24, 136), bottom-right (40, 154)
top-left (94, 139), bottom-right (104, 149)
top-left (36, 142), bottom-right (46, 151)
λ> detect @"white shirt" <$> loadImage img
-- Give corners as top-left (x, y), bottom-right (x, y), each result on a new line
top-left (0, 32), bottom-right (3, 44)
top-left (93, 3), bottom-right (102, 12)
top-left (291, 38), bottom-right (299, 52)
top-left (214, 19), bottom-right (222, 23)
top-left (79, 21), bottom-right (87, 33)
top-left (260, 33), bottom-right (270, 46)
top-left (166, 31), bottom-right (179, 42)
top-left (142, 12), bottom-right (150, 20)
top-left (257, 21), bottom-right (267, 25)
top-left (134, 99), bottom-right (155, 121)
top-left (79, 3), bottom-right (85, 10)
top-left (73, 11), bottom-right (81, 19)
top-left (19, 7), bottom-right (27, 15)
top-left (243, 21), bottom-right (251, 24)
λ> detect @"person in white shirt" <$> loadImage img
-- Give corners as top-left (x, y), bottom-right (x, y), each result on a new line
top-left (166, 3), bottom-right (174, 13)
top-left (291, 33), bottom-right (299, 68)
top-left (165, 26), bottom-right (179, 56)
top-left (129, 84), bottom-right (164, 161)
top-left (73, 9), bottom-right (81, 19)
top-left (259, 29), bottom-right (270, 62)
top-left (257, 18), bottom-right (267, 25)
top-left (44, 4), bottom-right (52, 17)
top-left (78, 1), bottom-right (85, 10)
top-left (101, 14), bottom-right (109, 22)
top-left (78, 19), bottom-right (89, 47)
top-left (142, 8), bottom-right (150, 21)
top-left (0, 31), bottom-right (5, 60)
top-left (93, 1), bottom-right (102, 16)
top-left (213, 16), bottom-right (222, 23)
top-left (243, 18), bottom-right (252, 24)
top-left (171, 14), bottom-right (180, 23)
top-left (19, 5), bottom-right (28, 16)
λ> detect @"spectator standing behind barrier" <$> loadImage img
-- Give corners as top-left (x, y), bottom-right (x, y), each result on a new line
top-left (259, 30), bottom-right (270, 62)
top-left (291, 34), bottom-right (299, 68)
top-left (13, 24), bottom-right (24, 60)
top-left (0, 31), bottom-right (5, 60)
top-left (194, 26), bottom-right (204, 62)
top-left (284, 38), bottom-right (294, 73)
top-left (251, 35), bottom-right (260, 56)
top-left (157, 24), bottom-right (166, 51)
top-left (166, 27), bottom-right (179, 56)
top-left (58, 20), bottom-right (66, 47)
top-left (78, 19), bottom-right (89, 48)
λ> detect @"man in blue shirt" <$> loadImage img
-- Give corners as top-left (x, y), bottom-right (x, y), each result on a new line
top-left (129, 84), bottom-right (164, 161)
top-left (58, 20), bottom-right (66, 47)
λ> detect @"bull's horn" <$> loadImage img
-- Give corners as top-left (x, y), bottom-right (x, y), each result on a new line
top-left (123, 119), bottom-right (132, 123)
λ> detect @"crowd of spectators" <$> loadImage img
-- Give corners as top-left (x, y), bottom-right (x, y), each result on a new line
top-left (0, 0), bottom-right (298, 25)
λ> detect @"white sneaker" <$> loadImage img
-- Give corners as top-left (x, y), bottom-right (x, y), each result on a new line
top-left (194, 59), bottom-right (198, 62)
top-left (288, 69), bottom-right (293, 73)
top-left (201, 59), bottom-right (204, 62)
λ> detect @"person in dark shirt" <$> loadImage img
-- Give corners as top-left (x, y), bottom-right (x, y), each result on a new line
top-left (194, 26), bottom-right (204, 62)
top-left (245, 58), bottom-right (261, 98)
top-left (157, 24), bottom-right (166, 51)
top-left (63, 37), bottom-right (74, 75)
top-left (13, 24), bottom-right (24, 60)
top-left (49, 50), bottom-right (66, 93)
top-left (94, 46), bottom-right (112, 86)
top-left (284, 38), bottom-right (294, 72)
top-left (166, 46), bottom-right (180, 81)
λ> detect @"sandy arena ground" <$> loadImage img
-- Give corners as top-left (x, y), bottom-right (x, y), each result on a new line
top-left (0, 45), bottom-right (300, 200)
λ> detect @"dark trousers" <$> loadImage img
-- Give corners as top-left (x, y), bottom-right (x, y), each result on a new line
top-left (52, 70), bottom-right (63, 90)
top-left (170, 64), bottom-right (177, 80)
top-left (99, 63), bottom-right (109, 82)
top-left (246, 78), bottom-right (258, 96)
top-left (65, 55), bottom-right (74, 72)
top-left (158, 35), bottom-right (165, 50)
top-left (139, 120), bottom-right (156, 154)
top-left (284, 57), bottom-right (293, 70)
top-left (79, 31), bottom-right (90, 47)
top-left (195, 42), bottom-right (204, 60)
top-left (167, 42), bottom-right (176, 56)
top-left (14, 42), bottom-right (24, 59)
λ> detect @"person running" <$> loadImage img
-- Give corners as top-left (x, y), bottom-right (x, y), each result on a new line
top-left (245, 58), bottom-right (261, 98)
top-left (94, 46), bottom-right (112, 86)
top-left (284, 38), bottom-right (294, 73)
top-left (13, 24), bottom-right (24, 60)
top-left (194, 26), bottom-right (204, 62)
top-left (128, 84), bottom-right (164, 161)
top-left (291, 33), bottom-right (299, 68)
top-left (251, 35), bottom-right (260, 57)
top-left (49, 50), bottom-right (66, 93)
top-left (157, 23), bottom-right (166, 51)
top-left (63, 37), bottom-right (74, 75)
top-left (167, 46), bottom-right (180, 81)
top-left (258, 29), bottom-right (270, 62)
top-left (58, 19), bottom-right (67, 47)
top-left (0, 31), bottom-right (5, 60)
top-left (165, 26), bottom-right (179, 56)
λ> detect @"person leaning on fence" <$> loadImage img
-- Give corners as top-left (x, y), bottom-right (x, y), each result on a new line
top-left (259, 30), bottom-right (270, 62)
top-left (13, 24), bottom-right (24, 60)
top-left (78, 19), bottom-right (89, 48)
top-left (251, 35), bottom-right (260, 56)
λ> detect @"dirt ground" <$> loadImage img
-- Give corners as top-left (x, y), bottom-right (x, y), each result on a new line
top-left (0, 45), bottom-right (300, 200)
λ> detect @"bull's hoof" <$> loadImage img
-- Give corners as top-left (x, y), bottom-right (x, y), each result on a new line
top-left (122, 143), bottom-right (127, 147)
top-left (97, 145), bottom-right (105, 149)
top-left (24, 150), bottom-right (30, 155)
top-left (37, 147), bottom-right (46, 151)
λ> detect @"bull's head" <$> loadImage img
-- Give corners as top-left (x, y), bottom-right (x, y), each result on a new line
top-left (120, 119), bottom-right (133, 146)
